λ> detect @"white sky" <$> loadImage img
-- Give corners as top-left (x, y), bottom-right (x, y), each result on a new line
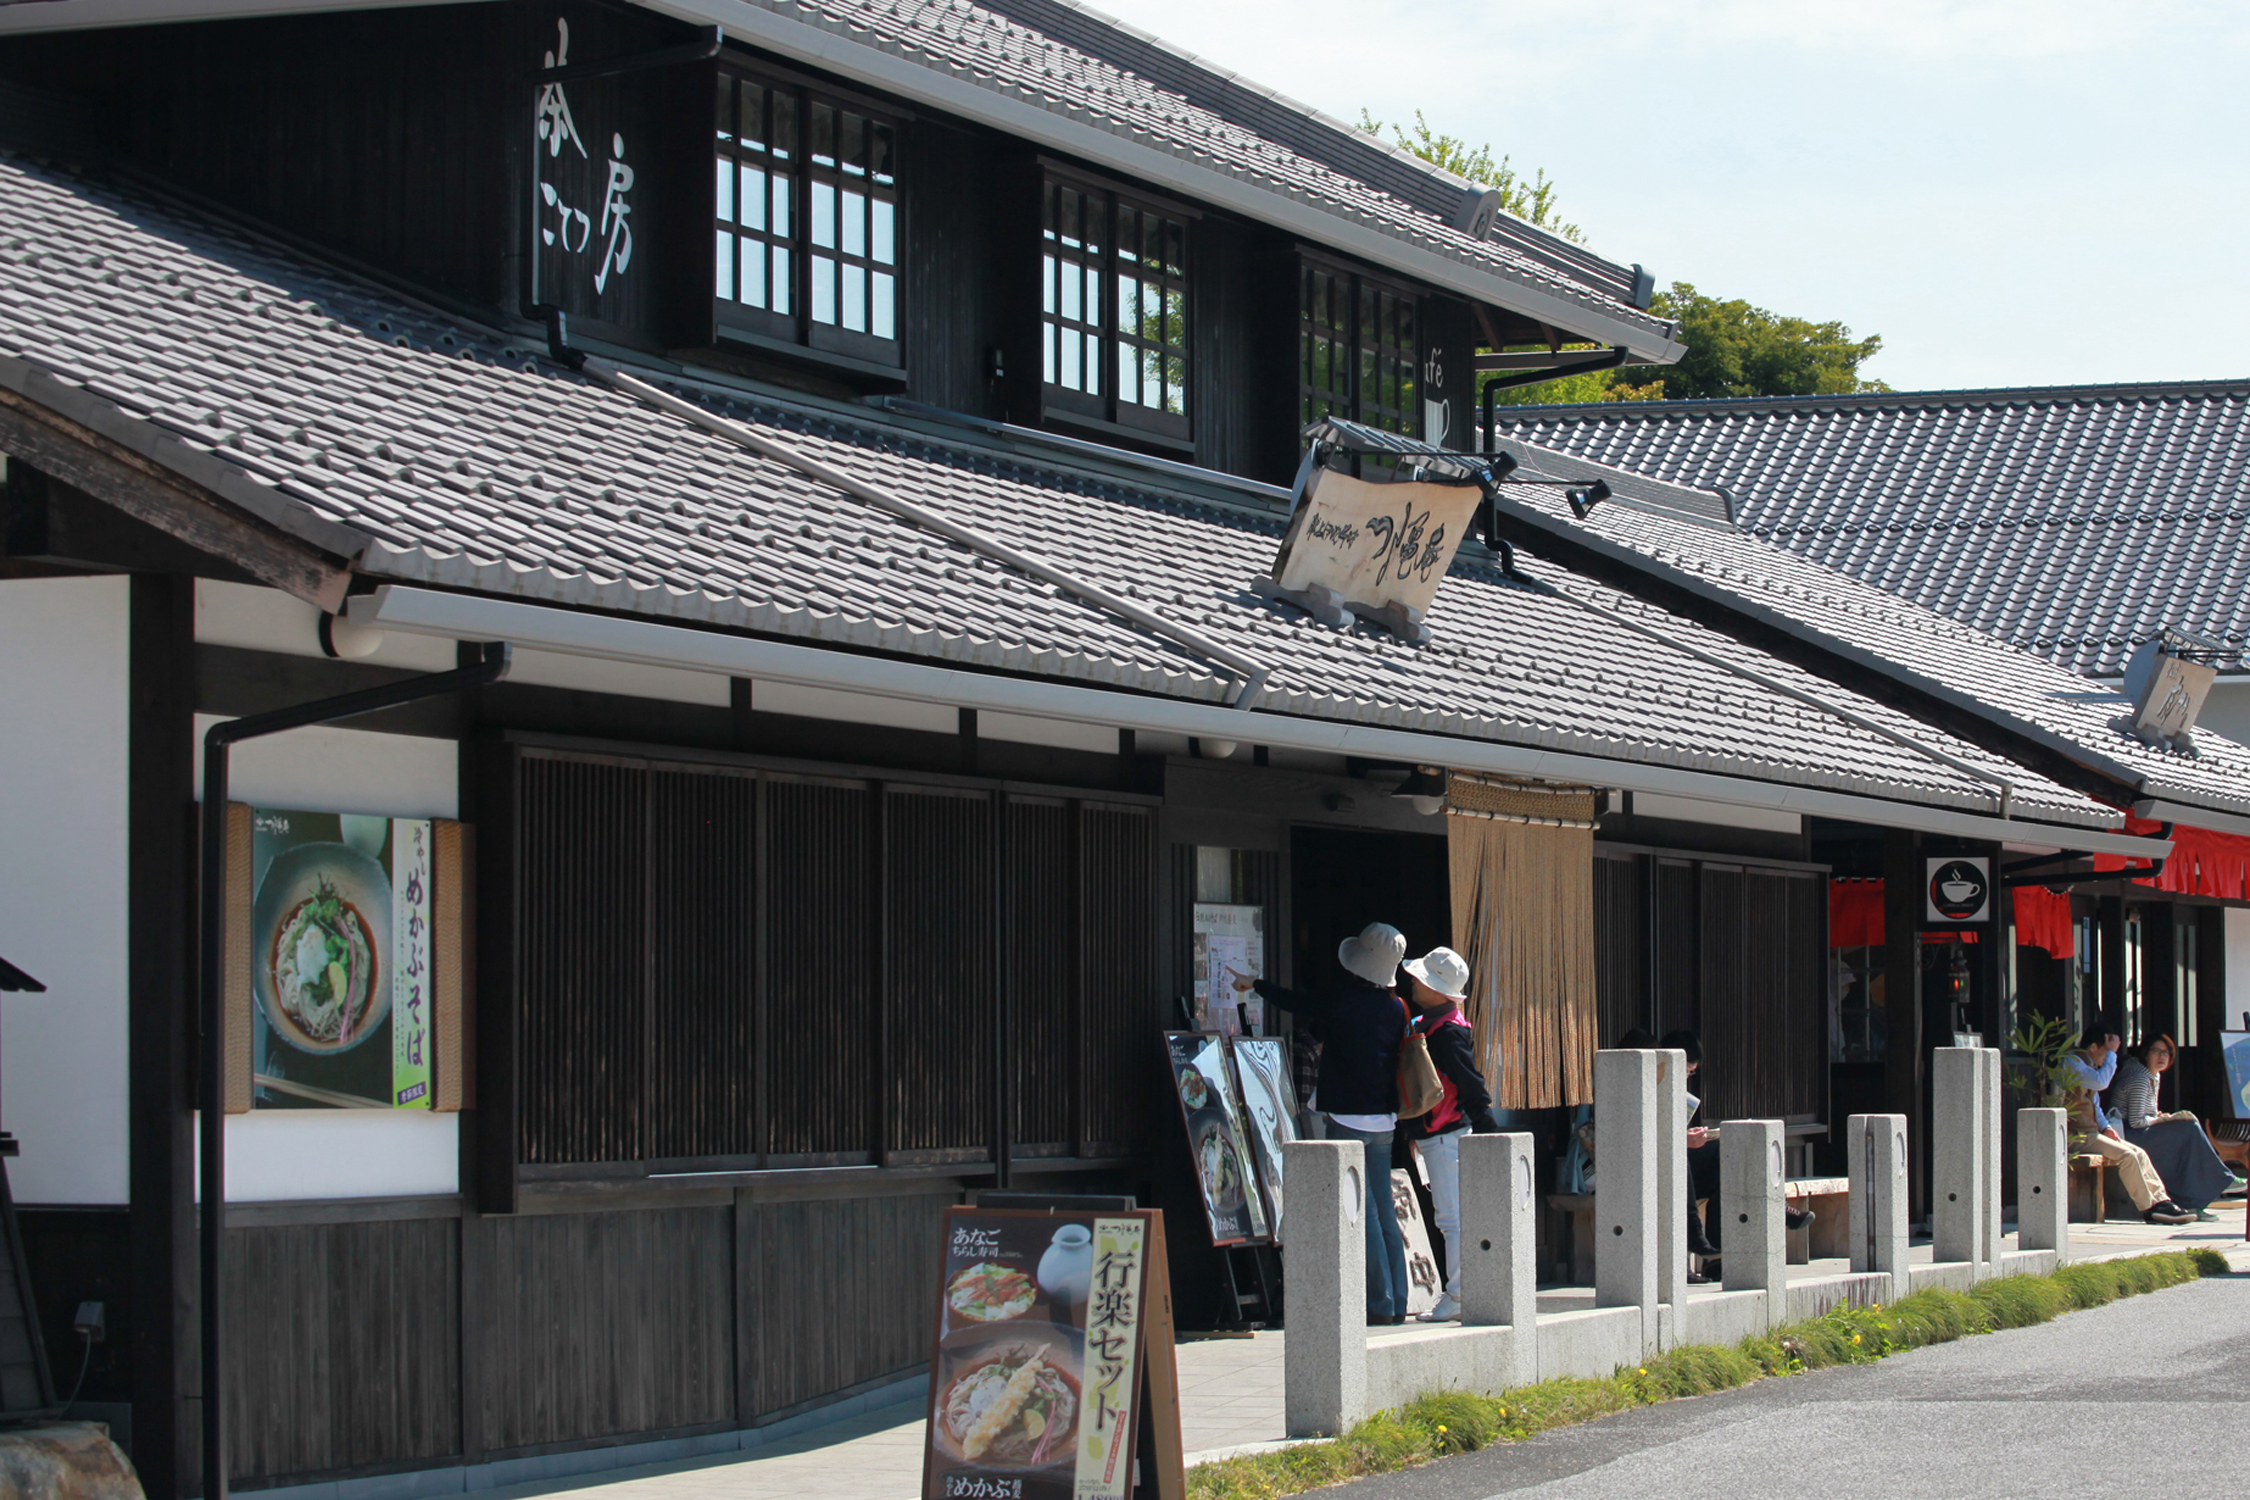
top-left (1100, 0), bottom-right (2250, 393)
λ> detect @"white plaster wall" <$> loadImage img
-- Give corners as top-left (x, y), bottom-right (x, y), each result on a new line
top-left (194, 713), bottom-right (460, 1197)
top-left (977, 711), bottom-right (1118, 754)
top-left (751, 678), bottom-right (957, 733)
top-left (2227, 908), bottom-right (2250, 1035)
top-left (0, 576), bottom-right (130, 1205)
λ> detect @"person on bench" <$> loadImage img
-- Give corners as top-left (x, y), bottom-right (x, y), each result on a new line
top-left (1653, 1028), bottom-right (1811, 1280)
top-left (2065, 1024), bottom-right (2194, 1225)
top-left (2112, 1034), bottom-right (2240, 1217)
top-left (1401, 946), bottom-right (1497, 1324)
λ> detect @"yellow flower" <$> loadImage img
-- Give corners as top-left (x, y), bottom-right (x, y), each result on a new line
top-left (1436, 1425), bottom-right (1448, 1434)
top-left (1498, 1407), bottom-right (1507, 1417)
top-left (1851, 1333), bottom-right (1862, 1345)
top-left (1636, 1367), bottom-right (1647, 1376)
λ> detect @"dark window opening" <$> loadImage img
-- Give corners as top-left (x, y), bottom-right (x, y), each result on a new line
top-left (1042, 177), bottom-right (1190, 441)
top-left (1299, 259), bottom-right (1420, 441)
top-left (714, 70), bottom-right (899, 365)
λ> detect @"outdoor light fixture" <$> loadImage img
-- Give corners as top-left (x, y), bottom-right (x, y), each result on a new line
top-left (1392, 765), bottom-right (1448, 816)
top-left (1566, 480), bottom-right (1612, 520)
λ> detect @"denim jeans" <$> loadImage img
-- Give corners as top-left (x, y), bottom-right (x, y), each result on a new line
top-left (1418, 1125), bottom-right (1465, 1301)
top-left (1327, 1119), bottom-right (1409, 1319)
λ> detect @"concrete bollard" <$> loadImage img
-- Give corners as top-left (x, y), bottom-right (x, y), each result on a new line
top-left (1848, 1112), bottom-right (1910, 1301)
top-left (1653, 1049), bottom-right (1689, 1347)
top-left (1932, 1047), bottom-right (1986, 1270)
top-left (1593, 1049), bottom-right (1658, 1355)
top-left (1460, 1131), bottom-right (1538, 1388)
top-left (1282, 1139), bottom-right (1365, 1436)
top-left (1979, 1048), bottom-right (2003, 1275)
top-left (1720, 1118), bottom-right (1786, 1312)
top-left (2017, 1107), bottom-right (2069, 1258)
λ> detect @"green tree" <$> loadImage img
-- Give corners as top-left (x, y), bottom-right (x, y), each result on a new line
top-left (1642, 282), bottom-right (1888, 400)
top-left (1359, 109), bottom-right (1582, 244)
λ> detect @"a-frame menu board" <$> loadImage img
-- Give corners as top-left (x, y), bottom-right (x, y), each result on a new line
top-left (922, 1206), bottom-right (1183, 1500)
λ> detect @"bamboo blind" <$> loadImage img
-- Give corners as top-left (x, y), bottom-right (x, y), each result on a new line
top-left (1447, 778), bottom-right (1598, 1109)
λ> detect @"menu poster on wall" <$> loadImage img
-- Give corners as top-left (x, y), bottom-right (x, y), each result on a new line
top-left (1191, 904), bottom-right (1264, 1036)
top-left (1162, 1033), bottom-right (1271, 1247)
top-left (246, 807), bottom-right (434, 1110)
top-left (1227, 1038), bottom-right (1298, 1241)
top-left (921, 1207), bottom-right (1184, 1500)
top-left (2222, 1031), bottom-right (2250, 1121)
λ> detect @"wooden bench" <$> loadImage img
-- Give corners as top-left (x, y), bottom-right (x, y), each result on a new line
top-left (2207, 1121), bottom-right (2250, 1177)
top-left (1546, 1175), bottom-right (1852, 1282)
top-left (2067, 1153), bottom-right (2108, 1222)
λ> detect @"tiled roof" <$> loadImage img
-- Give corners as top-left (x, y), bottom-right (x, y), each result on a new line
top-left (1483, 449), bottom-right (2250, 824)
top-left (0, 150), bottom-right (2112, 830)
top-left (1490, 384), bottom-right (2250, 677)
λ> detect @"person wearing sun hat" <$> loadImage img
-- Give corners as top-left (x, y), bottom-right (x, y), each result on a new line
top-left (1400, 946), bottom-right (1496, 1322)
top-left (1239, 922), bottom-right (1413, 1323)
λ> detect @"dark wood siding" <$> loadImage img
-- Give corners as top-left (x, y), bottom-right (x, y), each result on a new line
top-left (739, 1191), bottom-right (951, 1415)
top-left (1189, 214), bottom-right (1262, 480)
top-left (1009, 797), bottom-right (1076, 1151)
top-left (1081, 805), bottom-right (1155, 1154)
top-left (1592, 851), bottom-right (1647, 1047)
top-left (886, 787), bottom-right (997, 1160)
top-left (223, 1218), bottom-right (460, 1481)
top-left (651, 765), bottom-right (759, 1162)
top-left (1652, 856), bottom-right (1699, 1039)
top-left (470, 1206), bottom-right (734, 1452)
top-left (767, 777), bottom-right (878, 1162)
top-left (900, 117), bottom-right (1004, 416)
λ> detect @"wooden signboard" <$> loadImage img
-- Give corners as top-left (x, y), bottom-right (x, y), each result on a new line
top-left (1270, 466), bottom-right (1482, 618)
top-left (922, 1206), bottom-right (1183, 1500)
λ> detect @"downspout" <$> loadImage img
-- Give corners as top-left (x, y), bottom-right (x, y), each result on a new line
top-left (1552, 587), bottom-right (2019, 820)
top-left (199, 643), bottom-right (511, 1500)
top-left (579, 356), bottom-right (1273, 709)
top-left (1480, 347), bottom-right (1630, 453)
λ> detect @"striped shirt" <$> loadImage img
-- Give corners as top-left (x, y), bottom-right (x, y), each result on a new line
top-left (2112, 1057), bottom-right (2165, 1131)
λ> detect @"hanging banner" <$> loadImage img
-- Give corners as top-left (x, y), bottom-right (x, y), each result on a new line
top-left (922, 1207), bottom-right (1182, 1500)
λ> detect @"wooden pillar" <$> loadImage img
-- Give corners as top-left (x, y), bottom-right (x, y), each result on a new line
top-left (128, 573), bottom-right (197, 1497)
top-left (1880, 828), bottom-right (1924, 1216)
top-left (2098, 895), bottom-right (2127, 1039)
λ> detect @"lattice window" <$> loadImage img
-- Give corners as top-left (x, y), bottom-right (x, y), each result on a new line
top-left (1299, 263), bottom-right (1351, 431)
top-left (714, 68), bottom-right (900, 363)
top-left (1298, 259), bottom-right (1422, 443)
top-left (1042, 176), bottom-right (1191, 441)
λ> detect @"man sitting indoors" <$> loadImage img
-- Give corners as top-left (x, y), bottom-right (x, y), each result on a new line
top-left (2065, 1021), bottom-right (2194, 1226)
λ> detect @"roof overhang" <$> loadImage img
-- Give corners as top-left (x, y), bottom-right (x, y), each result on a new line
top-left (2131, 799), bottom-right (2250, 842)
top-left (0, 0), bottom-right (476, 31)
top-left (350, 584), bottom-right (2167, 856)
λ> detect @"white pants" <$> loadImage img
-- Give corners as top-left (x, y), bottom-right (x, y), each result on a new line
top-left (1419, 1126), bottom-right (1467, 1300)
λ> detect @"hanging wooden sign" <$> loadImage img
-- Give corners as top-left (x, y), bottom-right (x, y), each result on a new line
top-left (922, 1206), bottom-right (1183, 1500)
top-left (1268, 466), bottom-right (1482, 622)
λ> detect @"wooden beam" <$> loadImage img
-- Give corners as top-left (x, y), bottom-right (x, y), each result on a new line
top-left (0, 388), bottom-right (353, 611)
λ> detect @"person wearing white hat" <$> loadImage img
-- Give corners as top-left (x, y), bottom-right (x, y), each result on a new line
top-left (1239, 922), bottom-right (1413, 1323)
top-left (1400, 946), bottom-right (1496, 1322)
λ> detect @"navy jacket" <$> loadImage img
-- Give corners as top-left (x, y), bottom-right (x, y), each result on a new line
top-left (1255, 978), bottom-right (1404, 1116)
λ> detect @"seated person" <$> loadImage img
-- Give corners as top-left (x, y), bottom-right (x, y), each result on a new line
top-left (1656, 1029), bottom-right (1810, 1280)
top-left (2066, 1024), bottom-right (2194, 1225)
top-left (2112, 1034), bottom-right (2238, 1215)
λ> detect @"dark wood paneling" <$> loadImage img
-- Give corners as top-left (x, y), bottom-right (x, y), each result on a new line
top-left (1189, 214), bottom-right (1259, 480)
top-left (518, 754), bottom-right (648, 1164)
top-left (1081, 806), bottom-right (1154, 1155)
top-left (650, 766), bottom-right (758, 1160)
top-left (740, 1193), bottom-right (950, 1415)
top-left (766, 777), bottom-right (878, 1159)
top-left (223, 1217), bottom-right (460, 1481)
top-left (901, 117), bottom-right (1003, 416)
top-left (886, 788), bottom-right (996, 1158)
top-left (1700, 865), bottom-right (1826, 1122)
top-left (471, 1206), bottom-right (733, 1452)
top-left (1653, 857), bottom-right (1699, 1040)
top-left (1008, 798), bottom-right (1075, 1150)
top-left (1593, 851), bottom-right (1647, 1047)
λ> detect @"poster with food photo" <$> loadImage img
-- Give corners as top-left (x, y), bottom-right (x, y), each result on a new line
top-left (249, 806), bottom-right (433, 1110)
top-left (1228, 1037), bottom-right (1298, 1241)
top-left (1162, 1032), bottom-right (1270, 1246)
top-left (923, 1208), bottom-right (1158, 1500)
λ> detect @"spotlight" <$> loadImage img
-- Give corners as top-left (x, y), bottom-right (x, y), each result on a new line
top-left (1567, 480), bottom-right (1612, 519)
top-left (1391, 765), bottom-right (1448, 816)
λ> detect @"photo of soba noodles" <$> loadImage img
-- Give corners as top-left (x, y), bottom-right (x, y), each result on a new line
top-left (932, 1332), bottom-right (1080, 1472)
top-left (251, 836), bottom-right (395, 1059)
top-left (272, 879), bottom-right (379, 1046)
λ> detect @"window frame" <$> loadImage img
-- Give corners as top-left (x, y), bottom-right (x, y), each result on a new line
top-left (1297, 250), bottom-right (1426, 443)
top-left (712, 61), bottom-right (905, 371)
top-left (1039, 166), bottom-right (1196, 446)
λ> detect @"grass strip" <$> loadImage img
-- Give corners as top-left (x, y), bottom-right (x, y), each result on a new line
top-left (1185, 1248), bottom-right (2227, 1500)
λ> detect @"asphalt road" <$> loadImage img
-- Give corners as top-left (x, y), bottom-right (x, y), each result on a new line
top-left (1330, 1272), bottom-right (2250, 1500)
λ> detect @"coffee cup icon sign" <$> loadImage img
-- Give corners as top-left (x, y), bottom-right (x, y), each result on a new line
top-left (1930, 859), bottom-right (1988, 920)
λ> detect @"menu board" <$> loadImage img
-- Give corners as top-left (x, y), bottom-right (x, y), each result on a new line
top-left (1163, 1033), bottom-right (1271, 1246)
top-left (1227, 1038), bottom-right (1298, 1241)
top-left (1390, 1167), bottom-right (1442, 1318)
top-left (1191, 904), bottom-right (1264, 1036)
top-left (922, 1207), bottom-right (1182, 1500)
top-left (2222, 1031), bottom-right (2250, 1120)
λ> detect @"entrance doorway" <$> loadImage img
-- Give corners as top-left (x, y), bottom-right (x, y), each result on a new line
top-left (1288, 826), bottom-right (1451, 992)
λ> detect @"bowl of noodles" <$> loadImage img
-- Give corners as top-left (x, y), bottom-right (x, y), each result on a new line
top-left (251, 841), bottom-right (393, 1055)
top-left (931, 1326), bottom-right (1081, 1475)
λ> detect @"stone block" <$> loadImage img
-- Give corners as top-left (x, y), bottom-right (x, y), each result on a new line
top-left (1720, 1118), bottom-right (1786, 1312)
top-left (1593, 1049), bottom-right (1657, 1354)
top-left (2016, 1107), bottom-right (2069, 1257)
top-left (1459, 1132), bottom-right (1537, 1388)
top-left (1847, 1112), bottom-right (1910, 1300)
top-left (1283, 1139), bottom-right (1365, 1436)
top-left (1653, 1048), bottom-right (1689, 1341)
top-left (1535, 1305), bottom-right (1644, 1381)
top-left (1931, 1048), bottom-right (1985, 1270)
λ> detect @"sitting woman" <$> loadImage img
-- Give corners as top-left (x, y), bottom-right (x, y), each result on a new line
top-left (2113, 1034), bottom-right (2239, 1216)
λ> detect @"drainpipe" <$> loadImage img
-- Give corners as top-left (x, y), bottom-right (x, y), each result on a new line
top-left (198, 642), bottom-right (510, 1500)
top-left (576, 355), bottom-right (1273, 710)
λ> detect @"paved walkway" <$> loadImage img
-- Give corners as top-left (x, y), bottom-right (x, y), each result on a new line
top-left (487, 1202), bottom-right (2245, 1500)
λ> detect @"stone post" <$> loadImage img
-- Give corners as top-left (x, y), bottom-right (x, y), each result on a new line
top-left (1980, 1047), bottom-right (2004, 1275)
top-left (1848, 1112), bottom-right (1910, 1301)
top-left (1593, 1049), bottom-right (1658, 1355)
top-left (1283, 1139), bottom-right (1365, 1437)
top-left (1931, 1047), bottom-right (1985, 1269)
top-left (1653, 1048), bottom-right (1689, 1348)
top-left (1460, 1131), bottom-right (1538, 1389)
top-left (2016, 1106), bottom-right (2069, 1258)
top-left (1720, 1118), bottom-right (1786, 1313)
